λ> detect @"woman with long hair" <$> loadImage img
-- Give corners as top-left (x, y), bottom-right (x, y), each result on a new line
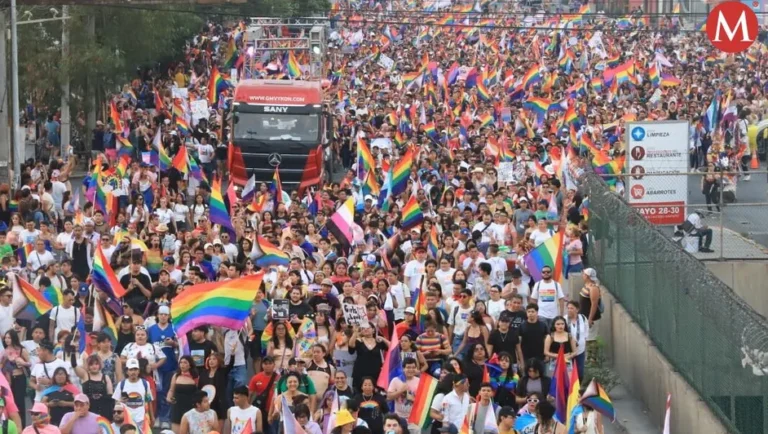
top-left (41, 366), bottom-right (79, 426)
top-left (0, 330), bottom-right (30, 418)
top-left (313, 311), bottom-right (335, 353)
top-left (198, 352), bottom-right (231, 431)
top-left (332, 318), bottom-right (356, 386)
top-left (455, 311), bottom-right (489, 359)
top-left (266, 321), bottom-right (294, 373)
top-left (463, 343), bottom-right (489, 397)
top-left (168, 355), bottom-right (200, 433)
top-left (575, 401), bottom-right (605, 434)
top-left (490, 352), bottom-right (519, 409)
top-left (269, 372), bottom-right (308, 430)
top-left (543, 316), bottom-right (577, 376)
top-left (348, 323), bottom-right (389, 390)
top-left (535, 400), bottom-right (566, 433)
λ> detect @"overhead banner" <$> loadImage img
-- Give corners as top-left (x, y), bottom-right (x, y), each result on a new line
top-left (626, 121), bottom-right (689, 225)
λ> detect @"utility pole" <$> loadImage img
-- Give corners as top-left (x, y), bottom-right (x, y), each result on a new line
top-left (60, 6), bottom-right (71, 157)
top-left (10, 0), bottom-right (21, 185)
top-left (0, 11), bottom-right (10, 184)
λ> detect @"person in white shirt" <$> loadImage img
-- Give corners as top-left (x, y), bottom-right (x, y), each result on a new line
top-left (30, 340), bottom-right (71, 401)
top-left (18, 220), bottom-right (41, 246)
top-left (483, 244), bottom-right (508, 288)
top-left (0, 287), bottom-right (14, 336)
top-left (461, 244), bottom-right (483, 286)
top-left (429, 374), bottom-right (470, 430)
top-left (55, 220), bottom-right (74, 251)
top-left (567, 301), bottom-right (589, 381)
top-left (529, 266), bottom-right (566, 328)
top-left (685, 211), bottom-right (713, 253)
top-left (112, 358), bottom-right (153, 427)
top-left (225, 386), bottom-right (262, 434)
top-left (49, 290), bottom-right (80, 339)
top-left (27, 239), bottom-right (55, 272)
top-left (529, 219), bottom-right (553, 247)
top-left (447, 286), bottom-right (474, 353)
top-left (386, 269), bottom-right (408, 322)
top-left (219, 233), bottom-right (239, 263)
top-left (50, 170), bottom-right (68, 212)
top-left (434, 258), bottom-right (456, 302)
top-left (472, 211), bottom-right (495, 245)
top-left (22, 325), bottom-right (46, 366)
top-left (404, 245), bottom-right (427, 294)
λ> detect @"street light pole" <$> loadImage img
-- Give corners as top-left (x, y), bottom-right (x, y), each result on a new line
top-left (10, 0), bottom-right (21, 186)
top-left (60, 6), bottom-right (71, 156)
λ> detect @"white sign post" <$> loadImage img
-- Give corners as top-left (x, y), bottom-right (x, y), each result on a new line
top-left (626, 121), bottom-right (689, 225)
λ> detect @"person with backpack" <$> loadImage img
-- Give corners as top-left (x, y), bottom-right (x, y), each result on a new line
top-left (529, 266), bottom-right (566, 329)
top-left (579, 269), bottom-right (603, 365)
top-left (112, 359), bottom-right (153, 431)
top-left (566, 301), bottom-right (589, 382)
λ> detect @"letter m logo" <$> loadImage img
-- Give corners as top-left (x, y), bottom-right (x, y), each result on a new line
top-left (714, 11), bottom-right (752, 42)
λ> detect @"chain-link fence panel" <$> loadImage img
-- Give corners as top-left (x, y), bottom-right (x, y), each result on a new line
top-left (578, 170), bottom-right (768, 434)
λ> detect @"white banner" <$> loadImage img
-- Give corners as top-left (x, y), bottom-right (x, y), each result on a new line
top-left (626, 121), bottom-right (689, 225)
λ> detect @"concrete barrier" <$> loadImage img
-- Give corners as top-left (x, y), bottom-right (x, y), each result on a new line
top-left (599, 290), bottom-right (730, 434)
top-left (705, 261), bottom-right (768, 319)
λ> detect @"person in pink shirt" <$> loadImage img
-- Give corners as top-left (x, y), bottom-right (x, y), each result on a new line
top-left (22, 402), bottom-right (61, 434)
top-left (0, 371), bottom-right (22, 429)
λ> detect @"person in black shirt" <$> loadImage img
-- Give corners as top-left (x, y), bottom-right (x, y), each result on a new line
top-left (188, 325), bottom-right (218, 369)
top-left (288, 287), bottom-right (313, 332)
top-left (519, 303), bottom-right (548, 365)
top-left (487, 316), bottom-right (523, 366)
top-left (119, 261), bottom-right (153, 313)
top-left (115, 315), bottom-right (135, 354)
top-left (498, 295), bottom-right (527, 332)
top-left (308, 279), bottom-right (341, 319)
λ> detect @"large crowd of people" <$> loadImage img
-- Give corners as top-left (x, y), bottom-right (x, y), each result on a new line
top-left (3, 1), bottom-right (766, 434)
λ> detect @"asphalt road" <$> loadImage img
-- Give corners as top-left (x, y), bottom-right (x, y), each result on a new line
top-left (686, 161), bottom-right (768, 250)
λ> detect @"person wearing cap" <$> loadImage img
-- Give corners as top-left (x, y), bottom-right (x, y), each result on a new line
top-left (147, 304), bottom-right (178, 428)
top-left (59, 394), bottom-right (100, 434)
top-left (496, 406), bottom-right (518, 434)
top-left (22, 402), bottom-right (58, 434)
top-left (111, 358), bottom-right (153, 429)
top-left (308, 278), bottom-right (342, 320)
top-left (430, 373), bottom-right (470, 430)
top-left (579, 268), bottom-right (603, 362)
top-left (403, 243), bottom-right (427, 298)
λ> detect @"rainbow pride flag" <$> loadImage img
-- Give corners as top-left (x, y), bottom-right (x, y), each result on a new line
top-left (11, 274), bottom-right (53, 321)
top-left (522, 65), bottom-right (541, 88)
top-left (170, 273), bottom-right (266, 336)
top-left (176, 117), bottom-right (191, 136)
top-left (391, 148), bottom-right (413, 197)
top-left (158, 142), bottom-right (172, 171)
top-left (207, 67), bottom-right (229, 105)
top-left (209, 177), bottom-right (235, 232)
top-left (172, 145), bottom-right (189, 174)
top-left (357, 137), bottom-right (376, 180)
top-left (428, 225), bottom-right (439, 258)
top-left (400, 195), bottom-right (423, 231)
top-left (523, 229), bottom-right (567, 282)
top-left (580, 379), bottom-right (616, 422)
top-left (408, 374), bottom-right (438, 428)
top-left (96, 416), bottom-right (115, 434)
top-left (41, 286), bottom-right (63, 307)
top-left (253, 235), bottom-right (290, 268)
top-left (15, 244), bottom-right (33, 267)
top-left (287, 51), bottom-right (302, 78)
top-left (146, 249), bottom-right (163, 275)
top-left (92, 245), bottom-right (127, 310)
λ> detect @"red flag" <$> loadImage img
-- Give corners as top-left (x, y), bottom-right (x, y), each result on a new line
top-left (298, 145), bottom-right (324, 196)
top-left (228, 144), bottom-right (248, 186)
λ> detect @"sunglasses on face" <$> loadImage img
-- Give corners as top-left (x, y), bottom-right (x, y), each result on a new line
top-left (527, 398), bottom-right (539, 404)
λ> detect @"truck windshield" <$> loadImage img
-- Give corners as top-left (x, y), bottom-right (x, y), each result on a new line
top-left (234, 112), bottom-right (320, 142)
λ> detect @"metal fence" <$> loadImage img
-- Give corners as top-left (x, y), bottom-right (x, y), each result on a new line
top-left (593, 170), bottom-right (768, 261)
top-left (578, 170), bottom-right (768, 434)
